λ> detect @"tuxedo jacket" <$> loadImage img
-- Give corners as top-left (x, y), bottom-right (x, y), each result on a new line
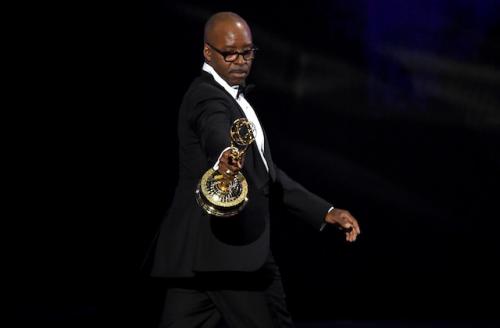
top-left (150, 71), bottom-right (332, 278)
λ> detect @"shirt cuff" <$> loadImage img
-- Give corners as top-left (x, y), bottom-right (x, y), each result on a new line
top-left (319, 206), bottom-right (334, 232)
top-left (212, 147), bottom-right (233, 170)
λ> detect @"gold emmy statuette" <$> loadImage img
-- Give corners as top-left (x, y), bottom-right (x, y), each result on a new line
top-left (195, 118), bottom-right (256, 217)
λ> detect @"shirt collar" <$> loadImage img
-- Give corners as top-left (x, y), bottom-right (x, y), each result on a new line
top-left (202, 62), bottom-right (239, 99)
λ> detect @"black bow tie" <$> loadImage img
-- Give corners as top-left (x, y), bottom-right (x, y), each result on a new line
top-left (236, 83), bottom-right (255, 98)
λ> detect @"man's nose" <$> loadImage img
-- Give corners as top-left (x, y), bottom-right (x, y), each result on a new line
top-left (234, 53), bottom-right (246, 65)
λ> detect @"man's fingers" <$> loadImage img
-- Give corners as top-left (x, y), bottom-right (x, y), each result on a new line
top-left (227, 164), bottom-right (240, 172)
top-left (347, 227), bottom-right (354, 239)
top-left (224, 149), bottom-right (244, 170)
top-left (343, 212), bottom-right (361, 235)
top-left (346, 229), bottom-right (357, 242)
top-left (343, 223), bottom-right (353, 231)
top-left (229, 157), bottom-right (243, 169)
top-left (342, 216), bottom-right (359, 242)
top-left (348, 219), bottom-right (360, 235)
top-left (329, 208), bottom-right (360, 242)
top-left (222, 151), bottom-right (242, 168)
top-left (219, 164), bottom-right (233, 176)
top-left (351, 229), bottom-right (358, 241)
top-left (220, 160), bottom-right (240, 173)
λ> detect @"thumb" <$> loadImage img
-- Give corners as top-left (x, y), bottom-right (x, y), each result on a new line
top-left (340, 222), bottom-right (353, 231)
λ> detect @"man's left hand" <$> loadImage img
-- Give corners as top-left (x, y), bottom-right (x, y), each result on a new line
top-left (325, 208), bottom-right (361, 242)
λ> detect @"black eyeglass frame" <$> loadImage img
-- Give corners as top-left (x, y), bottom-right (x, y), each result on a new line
top-left (206, 42), bottom-right (258, 62)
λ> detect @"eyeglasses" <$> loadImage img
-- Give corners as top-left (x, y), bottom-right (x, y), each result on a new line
top-left (206, 42), bottom-right (258, 62)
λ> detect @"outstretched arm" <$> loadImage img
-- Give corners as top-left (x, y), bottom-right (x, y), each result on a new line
top-left (190, 96), bottom-right (243, 175)
top-left (274, 167), bottom-right (331, 230)
top-left (275, 167), bottom-right (360, 241)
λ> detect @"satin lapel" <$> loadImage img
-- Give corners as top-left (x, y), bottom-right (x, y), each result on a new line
top-left (261, 127), bottom-right (276, 181)
top-left (201, 72), bottom-right (246, 118)
top-left (248, 104), bottom-right (276, 182)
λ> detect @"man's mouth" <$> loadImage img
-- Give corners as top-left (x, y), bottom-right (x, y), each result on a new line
top-left (230, 70), bottom-right (247, 76)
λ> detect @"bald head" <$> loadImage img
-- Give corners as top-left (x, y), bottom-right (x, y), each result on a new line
top-left (204, 12), bottom-right (252, 44)
top-left (203, 12), bottom-right (255, 86)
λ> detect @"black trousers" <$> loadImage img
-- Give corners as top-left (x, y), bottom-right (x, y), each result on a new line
top-left (159, 253), bottom-right (294, 328)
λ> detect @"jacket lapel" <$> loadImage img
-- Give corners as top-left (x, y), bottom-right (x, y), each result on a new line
top-left (200, 71), bottom-right (272, 186)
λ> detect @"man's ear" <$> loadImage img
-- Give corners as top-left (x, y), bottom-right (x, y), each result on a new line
top-left (203, 44), bottom-right (211, 63)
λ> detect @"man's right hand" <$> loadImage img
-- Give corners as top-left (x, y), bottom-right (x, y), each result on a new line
top-left (218, 148), bottom-right (244, 176)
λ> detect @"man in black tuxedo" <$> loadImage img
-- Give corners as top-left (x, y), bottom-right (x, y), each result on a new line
top-left (151, 11), bottom-right (360, 328)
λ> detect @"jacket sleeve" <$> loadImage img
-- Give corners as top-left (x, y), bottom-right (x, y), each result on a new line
top-left (274, 166), bottom-right (332, 231)
top-left (189, 95), bottom-right (233, 166)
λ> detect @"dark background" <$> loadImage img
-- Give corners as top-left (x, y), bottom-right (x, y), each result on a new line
top-left (13, 0), bottom-right (499, 327)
